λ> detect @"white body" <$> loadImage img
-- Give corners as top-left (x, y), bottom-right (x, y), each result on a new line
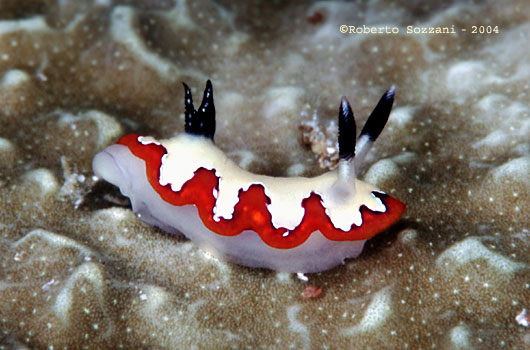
top-left (139, 134), bottom-right (386, 231)
top-left (93, 143), bottom-right (369, 273)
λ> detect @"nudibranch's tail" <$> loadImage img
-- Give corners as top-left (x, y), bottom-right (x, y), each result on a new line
top-left (183, 80), bottom-right (216, 140)
top-left (354, 86), bottom-right (396, 170)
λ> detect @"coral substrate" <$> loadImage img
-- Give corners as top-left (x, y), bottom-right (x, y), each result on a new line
top-left (1, 0), bottom-right (529, 349)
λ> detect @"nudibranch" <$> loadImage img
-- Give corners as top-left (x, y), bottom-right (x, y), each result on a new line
top-left (93, 80), bottom-right (405, 273)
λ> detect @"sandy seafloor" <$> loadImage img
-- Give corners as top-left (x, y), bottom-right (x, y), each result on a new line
top-left (1, 0), bottom-right (529, 349)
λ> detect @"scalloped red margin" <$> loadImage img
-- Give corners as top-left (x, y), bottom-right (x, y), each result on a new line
top-left (118, 134), bottom-right (406, 249)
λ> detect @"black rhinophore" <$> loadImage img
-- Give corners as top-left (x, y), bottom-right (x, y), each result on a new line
top-left (183, 80), bottom-right (216, 140)
top-left (359, 86), bottom-right (395, 142)
top-left (338, 97), bottom-right (356, 161)
top-left (337, 86), bottom-right (395, 161)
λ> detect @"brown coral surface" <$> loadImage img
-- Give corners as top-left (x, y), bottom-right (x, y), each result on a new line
top-left (1, 0), bottom-right (529, 349)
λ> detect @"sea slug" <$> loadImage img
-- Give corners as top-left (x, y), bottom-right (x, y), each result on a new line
top-left (93, 80), bottom-right (405, 273)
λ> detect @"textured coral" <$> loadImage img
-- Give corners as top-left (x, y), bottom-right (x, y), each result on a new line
top-left (1, 0), bottom-right (529, 349)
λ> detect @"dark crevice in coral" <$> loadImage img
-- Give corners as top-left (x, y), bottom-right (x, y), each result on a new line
top-left (0, 0), bottom-right (52, 20)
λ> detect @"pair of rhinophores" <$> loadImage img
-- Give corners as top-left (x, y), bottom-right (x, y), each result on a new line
top-left (93, 80), bottom-right (405, 273)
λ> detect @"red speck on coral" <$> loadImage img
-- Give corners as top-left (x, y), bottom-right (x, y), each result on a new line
top-left (307, 11), bottom-right (324, 24)
top-left (301, 286), bottom-right (323, 300)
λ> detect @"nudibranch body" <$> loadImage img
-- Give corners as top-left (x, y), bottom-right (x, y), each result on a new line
top-left (93, 80), bottom-right (405, 273)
